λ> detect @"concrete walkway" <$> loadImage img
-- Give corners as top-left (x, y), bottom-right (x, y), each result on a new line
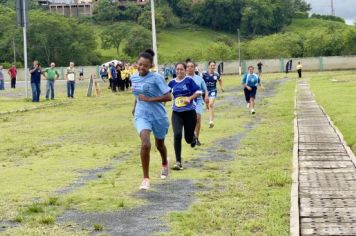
top-left (293, 80), bottom-right (356, 235)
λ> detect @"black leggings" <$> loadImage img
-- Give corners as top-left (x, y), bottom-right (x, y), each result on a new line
top-left (172, 110), bottom-right (197, 163)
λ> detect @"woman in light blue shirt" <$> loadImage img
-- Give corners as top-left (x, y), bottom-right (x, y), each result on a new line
top-left (131, 49), bottom-right (172, 190)
top-left (186, 59), bottom-right (208, 146)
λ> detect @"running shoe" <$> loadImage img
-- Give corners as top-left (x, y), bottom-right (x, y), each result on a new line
top-left (172, 162), bottom-right (183, 170)
top-left (251, 109), bottom-right (256, 115)
top-left (209, 121), bottom-right (214, 128)
top-left (191, 135), bottom-right (197, 148)
top-left (160, 163), bottom-right (169, 179)
top-left (139, 178), bottom-right (150, 190)
top-left (196, 139), bottom-right (201, 146)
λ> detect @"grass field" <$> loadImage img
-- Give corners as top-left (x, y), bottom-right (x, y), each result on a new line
top-left (308, 70), bottom-right (356, 153)
top-left (0, 73), bottom-right (296, 235)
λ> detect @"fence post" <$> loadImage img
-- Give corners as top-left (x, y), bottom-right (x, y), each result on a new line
top-left (96, 65), bottom-right (99, 78)
top-left (242, 60), bottom-right (247, 74)
top-left (280, 58), bottom-right (285, 72)
top-left (319, 56), bottom-right (324, 72)
top-left (61, 67), bottom-right (64, 80)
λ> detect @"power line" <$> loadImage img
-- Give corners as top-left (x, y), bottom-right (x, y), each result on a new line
top-left (331, 0), bottom-right (335, 16)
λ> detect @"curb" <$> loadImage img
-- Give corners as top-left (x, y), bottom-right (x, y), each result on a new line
top-left (290, 80), bottom-right (300, 236)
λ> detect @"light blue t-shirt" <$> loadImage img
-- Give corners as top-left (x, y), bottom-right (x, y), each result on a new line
top-left (242, 73), bottom-right (260, 87)
top-left (131, 72), bottom-right (171, 121)
top-left (191, 74), bottom-right (207, 104)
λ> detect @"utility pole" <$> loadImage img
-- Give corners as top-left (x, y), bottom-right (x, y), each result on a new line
top-left (237, 28), bottom-right (241, 76)
top-left (16, 0), bottom-right (29, 98)
top-left (13, 38), bottom-right (16, 64)
top-left (331, 0), bottom-right (335, 16)
top-left (150, 0), bottom-right (158, 70)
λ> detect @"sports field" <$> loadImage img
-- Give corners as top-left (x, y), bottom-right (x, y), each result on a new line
top-left (0, 71), bottom-right (354, 235)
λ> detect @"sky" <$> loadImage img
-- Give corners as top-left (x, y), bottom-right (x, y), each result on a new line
top-left (305, 0), bottom-right (356, 24)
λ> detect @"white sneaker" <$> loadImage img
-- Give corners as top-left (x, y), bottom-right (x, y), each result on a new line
top-left (209, 121), bottom-right (214, 128)
top-left (160, 163), bottom-right (169, 179)
top-left (139, 178), bottom-right (150, 190)
top-left (251, 109), bottom-right (255, 115)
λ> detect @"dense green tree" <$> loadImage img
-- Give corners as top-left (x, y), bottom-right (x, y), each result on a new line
top-left (0, 6), bottom-right (99, 66)
top-left (124, 26), bottom-right (152, 58)
top-left (293, 0), bottom-right (311, 12)
top-left (92, 0), bottom-right (117, 22)
top-left (206, 42), bottom-right (233, 61)
top-left (101, 23), bottom-right (131, 57)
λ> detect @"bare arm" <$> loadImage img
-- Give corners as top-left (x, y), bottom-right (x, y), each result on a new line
top-left (40, 69), bottom-right (47, 80)
top-left (29, 66), bottom-right (37, 74)
top-left (186, 92), bottom-right (201, 104)
top-left (139, 92), bottom-right (172, 103)
top-left (218, 79), bottom-right (224, 92)
top-left (132, 99), bottom-right (137, 116)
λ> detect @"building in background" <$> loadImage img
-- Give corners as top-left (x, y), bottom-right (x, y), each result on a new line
top-left (37, 0), bottom-right (94, 17)
top-left (37, 0), bottom-right (149, 18)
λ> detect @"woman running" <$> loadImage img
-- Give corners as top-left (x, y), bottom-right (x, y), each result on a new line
top-left (186, 59), bottom-right (208, 146)
top-left (168, 63), bottom-right (202, 170)
top-left (242, 66), bottom-right (264, 115)
top-left (202, 61), bottom-right (224, 128)
top-left (131, 49), bottom-right (172, 190)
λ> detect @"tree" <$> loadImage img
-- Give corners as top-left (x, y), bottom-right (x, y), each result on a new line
top-left (137, 9), bottom-right (166, 30)
top-left (93, 0), bottom-right (117, 22)
top-left (206, 42), bottom-right (233, 61)
top-left (101, 23), bottom-right (131, 57)
top-left (124, 26), bottom-right (152, 58)
top-left (294, 0), bottom-right (311, 12)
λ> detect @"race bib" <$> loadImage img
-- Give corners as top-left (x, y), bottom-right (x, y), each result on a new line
top-left (175, 97), bottom-right (188, 107)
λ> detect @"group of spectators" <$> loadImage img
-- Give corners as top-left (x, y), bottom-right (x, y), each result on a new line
top-left (29, 60), bottom-right (80, 102)
top-left (100, 62), bottom-right (137, 92)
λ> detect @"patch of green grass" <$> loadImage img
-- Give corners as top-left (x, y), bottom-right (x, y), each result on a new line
top-left (309, 70), bottom-right (356, 153)
top-left (93, 223), bottom-right (104, 231)
top-left (165, 79), bottom-right (295, 235)
top-left (0, 74), bottom-right (291, 234)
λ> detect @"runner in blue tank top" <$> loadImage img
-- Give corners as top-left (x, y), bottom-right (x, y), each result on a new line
top-left (131, 49), bottom-right (172, 190)
top-left (202, 61), bottom-right (224, 128)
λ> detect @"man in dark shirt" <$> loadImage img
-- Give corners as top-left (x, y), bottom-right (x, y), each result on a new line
top-left (29, 60), bottom-right (46, 102)
top-left (257, 61), bottom-right (263, 76)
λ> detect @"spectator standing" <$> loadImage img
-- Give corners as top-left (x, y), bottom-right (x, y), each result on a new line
top-left (79, 66), bottom-right (84, 80)
top-left (217, 61), bottom-right (224, 75)
top-left (66, 62), bottom-right (76, 98)
top-left (8, 64), bottom-right (17, 88)
top-left (257, 61), bottom-right (263, 76)
top-left (44, 62), bottom-right (60, 100)
top-left (109, 62), bottom-right (117, 92)
top-left (297, 61), bottom-right (303, 78)
top-left (0, 65), bottom-right (4, 90)
top-left (29, 60), bottom-right (46, 102)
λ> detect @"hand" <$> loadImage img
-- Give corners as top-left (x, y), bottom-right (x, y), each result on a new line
top-left (139, 94), bottom-right (151, 102)
top-left (247, 86), bottom-right (252, 91)
top-left (184, 97), bottom-right (191, 104)
top-left (261, 85), bottom-right (265, 91)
